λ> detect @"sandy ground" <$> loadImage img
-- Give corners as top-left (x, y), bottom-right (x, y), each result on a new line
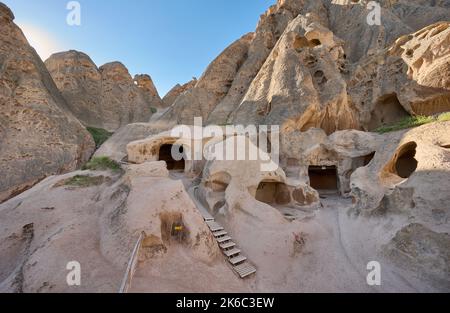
top-left (1, 167), bottom-right (442, 292)
top-left (126, 172), bottom-right (420, 293)
top-left (130, 247), bottom-right (250, 293)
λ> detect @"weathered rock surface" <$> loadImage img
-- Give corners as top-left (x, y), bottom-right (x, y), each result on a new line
top-left (155, 0), bottom-right (450, 133)
top-left (349, 22), bottom-right (450, 130)
top-left (94, 123), bottom-right (170, 162)
top-left (134, 74), bottom-right (164, 109)
top-left (45, 51), bottom-right (160, 131)
top-left (0, 4), bottom-right (95, 204)
top-left (0, 163), bottom-right (223, 292)
top-left (2, 0), bottom-right (450, 293)
top-left (162, 79), bottom-right (197, 107)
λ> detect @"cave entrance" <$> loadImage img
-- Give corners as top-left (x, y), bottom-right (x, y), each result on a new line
top-left (158, 144), bottom-right (185, 171)
top-left (368, 93), bottom-right (410, 131)
top-left (255, 182), bottom-right (291, 206)
top-left (308, 166), bottom-right (339, 194)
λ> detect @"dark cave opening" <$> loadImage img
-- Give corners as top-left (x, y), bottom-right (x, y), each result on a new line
top-left (368, 93), bottom-right (410, 131)
top-left (255, 182), bottom-right (291, 206)
top-left (308, 166), bottom-right (339, 193)
top-left (158, 144), bottom-right (185, 171)
top-left (394, 142), bottom-right (418, 179)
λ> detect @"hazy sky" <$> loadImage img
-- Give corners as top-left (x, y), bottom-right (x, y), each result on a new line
top-left (3, 0), bottom-right (275, 96)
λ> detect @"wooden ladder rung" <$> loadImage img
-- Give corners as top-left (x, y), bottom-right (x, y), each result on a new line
top-left (214, 230), bottom-right (228, 237)
top-left (216, 236), bottom-right (232, 243)
top-left (224, 248), bottom-right (241, 257)
top-left (220, 241), bottom-right (236, 250)
top-left (229, 255), bottom-right (247, 265)
top-left (234, 262), bottom-right (257, 278)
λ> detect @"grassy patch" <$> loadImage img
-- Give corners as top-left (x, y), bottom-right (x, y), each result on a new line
top-left (374, 112), bottom-right (450, 134)
top-left (87, 127), bottom-right (113, 148)
top-left (56, 175), bottom-right (106, 188)
top-left (82, 156), bottom-right (121, 172)
top-left (437, 112), bottom-right (450, 122)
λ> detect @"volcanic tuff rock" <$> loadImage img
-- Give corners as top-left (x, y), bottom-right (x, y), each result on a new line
top-left (162, 78), bottom-right (197, 107)
top-left (0, 163), bottom-right (222, 292)
top-left (0, 3), bottom-right (95, 204)
top-left (45, 51), bottom-right (161, 131)
top-left (156, 0), bottom-right (450, 132)
top-left (134, 74), bottom-right (165, 109)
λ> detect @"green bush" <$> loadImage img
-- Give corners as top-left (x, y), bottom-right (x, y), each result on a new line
top-left (87, 127), bottom-right (113, 148)
top-left (82, 156), bottom-right (121, 172)
top-left (150, 107), bottom-right (158, 114)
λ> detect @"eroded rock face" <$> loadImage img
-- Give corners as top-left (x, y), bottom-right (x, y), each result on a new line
top-left (162, 79), bottom-right (197, 107)
top-left (159, 33), bottom-right (255, 125)
top-left (351, 121), bottom-right (450, 217)
top-left (94, 123), bottom-right (170, 162)
top-left (349, 22), bottom-right (450, 130)
top-left (383, 223), bottom-right (450, 290)
top-left (0, 163), bottom-right (221, 292)
top-left (230, 14), bottom-right (359, 134)
top-left (154, 0), bottom-right (450, 134)
top-left (45, 51), bottom-right (160, 131)
top-left (0, 4), bottom-right (95, 204)
top-left (134, 74), bottom-right (164, 109)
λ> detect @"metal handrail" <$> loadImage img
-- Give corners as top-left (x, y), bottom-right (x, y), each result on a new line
top-left (118, 231), bottom-right (145, 293)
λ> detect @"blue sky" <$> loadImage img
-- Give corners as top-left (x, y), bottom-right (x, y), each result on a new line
top-left (3, 0), bottom-right (275, 96)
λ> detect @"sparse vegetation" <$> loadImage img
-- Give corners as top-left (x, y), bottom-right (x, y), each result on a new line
top-left (87, 127), bottom-right (113, 148)
top-left (375, 113), bottom-right (450, 134)
top-left (82, 156), bottom-right (121, 172)
top-left (437, 112), bottom-right (450, 122)
top-left (57, 175), bottom-right (106, 188)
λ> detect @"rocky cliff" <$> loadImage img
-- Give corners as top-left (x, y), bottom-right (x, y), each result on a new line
top-left (45, 50), bottom-right (162, 131)
top-left (162, 78), bottom-right (197, 107)
top-left (159, 0), bottom-right (450, 133)
top-left (0, 3), bottom-right (95, 203)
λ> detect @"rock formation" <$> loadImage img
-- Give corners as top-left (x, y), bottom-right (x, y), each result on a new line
top-left (0, 162), bottom-right (223, 292)
top-left (157, 0), bottom-right (450, 133)
top-left (1, 0), bottom-right (450, 293)
top-left (45, 50), bottom-right (161, 131)
top-left (0, 3), bottom-right (95, 204)
top-left (134, 74), bottom-right (165, 109)
top-left (162, 79), bottom-right (197, 107)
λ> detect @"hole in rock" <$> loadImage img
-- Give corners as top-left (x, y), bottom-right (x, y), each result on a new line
top-left (160, 212), bottom-right (189, 244)
top-left (310, 39), bottom-right (321, 47)
top-left (364, 152), bottom-right (376, 166)
top-left (368, 93), bottom-right (410, 131)
top-left (394, 142), bottom-right (418, 179)
top-left (293, 36), bottom-right (310, 51)
top-left (158, 144), bottom-right (185, 171)
top-left (255, 182), bottom-right (291, 206)
top-left (308, 166), bottom-right (339, 193)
